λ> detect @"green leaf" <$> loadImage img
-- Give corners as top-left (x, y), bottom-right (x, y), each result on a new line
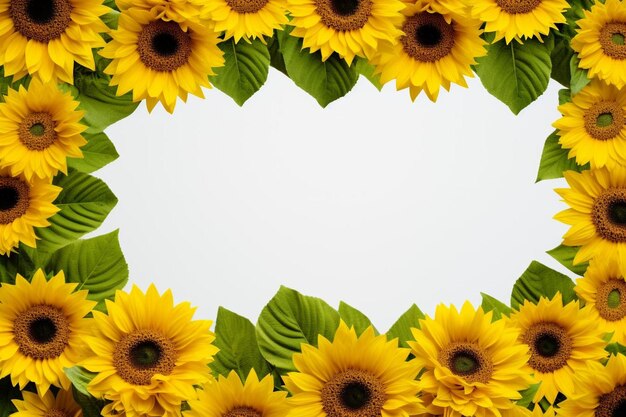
top-left (606, 342), bottom-right (626, 356)
top-left (558, 88), bottom-right (571, 105)
top-left (517, 383), bottom-right (541, 407)
top-left (45, 230), bottom-right (128, 309)
top-left (36, 171), bottom-right (118, 253)
top-left (0, 377), bottom-right (21, 417)
top-left (211, 307), bottom-right (273, 379)
top-left (211, 38), bottom-right (270, 106)
top-left (65, 366), bottom-right (97, 396)
top-left (72, 387), bottom-right (106, 417)
top-left (67, 131), bottom-right (119, 174)
top-left (480, 293), bottom-right (511, 320)
top-left (510, 261), bottom-right (577, 310)
top-left (475, 37), bottom-right (552, 114)
top-left (256, 286), bottom-right (340, 373)
top-left (547, 244), bottom-right (588, 276)
top-left (277, 27), bottom-right (358, 107)
top-left (338, 301), bottom-right (377, 335)
top-left (550, 35), bottom-right (574, 86)
top-left (267, 34), bottom-right (288, 76)
top-left (536, 130), bottom-right (588, 182)
top-left (0, 244), bottom-right (38, 283)
top-left (386, 304), bottom-right (425, 348)
top-left (353, 58), bottom-right (383, 91)
top-left (569, 54), bottom-right (590, 95)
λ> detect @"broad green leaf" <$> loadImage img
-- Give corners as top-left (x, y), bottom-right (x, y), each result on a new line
top-left (36, 171), bottom-right (118, 253)
top-left (386, 304), bottom-right (425, 348)
top-left (550, 35), bottom-right (574, 87)
top-left (517, 383), bottom-right (541, 407)
top-left (67, 131), bottom-right (119, 174)
top-left (480, 293), bottom-right (511, 320)
top-left (547, 244), bottom-right (588, 276)
top-left (0, 377), bottom-right (21, 417)
top-left (277, 27), bottom-right (358, 107)
top-left (536, 130), bottom-right (588, 182)
top-left (570, 55), bottom-right (590, 95)
top-left (267, 34), bottom-right (288, 76)
top-left (0, 244), bottom-right (37, 283)
top-left (256, 286), bottom-right (340, 373)
top-left (510, 261), bottom-right (577, 310)
top-left (45, 230), bottom-right (128, 308)
top-left (353, 58), bottom-right (383, 91)
top-left (211, 38), bottom-right (270, 106)
top-left (65, 366), bottom-right (97, 396)
top-left (475, 38), bottom-right (552, 114)
top-left (338, 301), bottom-right (377, 335)
top-left (558, 88), bottom-right (571, 105)
top-left (72, 387), bottom-right (106, 417)
top-left (212, 307), bottom-right (273, 379)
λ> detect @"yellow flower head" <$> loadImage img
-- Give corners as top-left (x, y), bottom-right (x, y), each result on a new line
top-left (0, 79), bottom-right (86, 181)
top-left (555, 167), bottom-right (626, 276)
top-left (0, 270), bottom-right (96, 394)
top-left (509, 293), bottom-right (607, 403)
top-left (0, 0), bottom-right (109, 83)
top-left (0, 168), bottom-right (60, 255)
top-left (409, 301), bottom-right (533, 417)
top-left (554, 80), bottom-right (626, 170)
top-left (114, 0), bottom-right (205, 29)
top-left (82, 284), bottom-right (218, 417)
top-left (572, 0), bottom-right (626, 89)
top-left (186, 369), bottom-right (290, 417)
top-left (12, 389), bottom-right (82, 417)
top-left (284, 321), bottom-right (423, 417)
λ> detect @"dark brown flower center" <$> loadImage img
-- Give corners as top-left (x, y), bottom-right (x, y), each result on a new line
top-left (495, 0), bottom-right (542, 14)
top-left (600, 22), bottom-right (626, 60)
top-left (137, 20), bottom-right (192, 72)
top-left (583, 101), bottom-right (625, 141)
top-left (13, 304), bottom-right (70, 360)
top-left (593, 188), bottom-right (626, 243)
top-left (10, 0), bottom-right (72, 42)
top-left (19, 112), bottom-right (58, 151)
top-left (113, 329), bottom-right (177, 385)
top-left (0, 177), bottom-right (30, 225)
top-left (596, 278), bottom-right (626, 321)
top-left (44, 409), bottom-right (72, 417)
top-left (225, 0), bottom-right (269, 14)
top-left (314, 0), bottom-right (372, 32)
top-left (402, 13), bottom-right (455, 63)
top-left (596, 385), bottom-right (626, 417)
top-left (223, 407), bottom-right (263, 417)
top-left (524, 322), bottom-right (572, 373)
top-left (439, 342), bottom-right (493, 383)
top-left (321, 369), bottom-right (386, 417)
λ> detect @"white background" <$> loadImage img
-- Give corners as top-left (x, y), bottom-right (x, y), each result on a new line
top-left (97, 70), bottom-right (571, 330)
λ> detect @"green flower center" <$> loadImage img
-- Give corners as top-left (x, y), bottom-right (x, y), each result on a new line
top-left (340, 382), bottom-right (371, 409)
top-left (608, 289), bottom-right (622, 309)
top-left (597, 112), bottom-right (615, 128)
top-left (29, 122), bottom-right (46, 137)
top-left (29, 317), bottom-right (57, 344)
top-left (612, 33), bottom-right (625, 46)
top-left (130, 341), bottom-right (162, 368)
top-left (452, 351), bottom-right (479, 374)
top-left (320, 369), bottom-right (386, 417)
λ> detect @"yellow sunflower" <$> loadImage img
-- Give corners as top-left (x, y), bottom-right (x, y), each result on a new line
top-left (553, 80), bottom-right (626, 169)
top-left (371, 1), bottom-right (486, 102)
top-left (0, 79), bottom-right (86, 181)
top-left (286, 0), bottom-right (404, 65)
top-left (555, 167), bottom-right (626, 276)
top-left (0, 269), bottom-right (96, 394)
top-left (409, 302), bottom-right (533, 417)
top-left (0, 168), bottom-right (60, 255)
top-left (556, 353), bottom-right (626, 417)
top-left (81, 284), bottom-right (218, 417)
top-left (201, 0), bottom-right (288, 43)
top-left (508, 294), bottom-right (607, 404)
top-left (0, 0), bottom-right (109, 83)
top-left (12, 389), bottom-right (82, 417)
top-left (572, 0), bottom-right (626, 89)
top-left (468, 0), bottom-right (568, 44)
top-left (186, 369), bottom-right (290, 417)
top-left (99, 8), bottom-right (224, 113)
top-left (283, 321), bottom-right (423, 417)
top-left (114, 0), bottom-right (205, 28)
top-left (576, 259), bottom-right (626, 344)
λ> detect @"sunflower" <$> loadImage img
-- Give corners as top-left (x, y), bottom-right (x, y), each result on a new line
top-left (571, 0), bottom-right (626, 89)
top-left (0, 168), bottom-right (60, 255)
top-left (201, 0), bottom-right (288, 43)
top-left (409, 302), bottom-right (533, 417)
top-left (576, 259), bottom-right (626, 343)
top-left (370, 1), bottom-right (486, 102)
top-left (0, 0), bottom-right (109, 83)
top-left (555, 167), bottom-right (626, 276)
top-left (556, 353), bottom-right (626, 417)
top-left (0, 79), bottom-right (86, 181)
top-left (283, 321), bottom-right (423, 417)
top-left (468, 0), bottom-right (568, 44)
top-left (99, 8), bottom-right (224, 113)
top-left (553, 80), bottom-right (626, 169)
top-left (285, 0), bottom-right (404, 65)
top-left (12, 389), bottom-right (82, 417)
top-left (508, 294), bottom-right (607, 404)
top-left (81, 284), bottom-right (218, 417)
top-left (186, 369), bottom-right (290, 417)
top-left (0, 270), bottom-right (96, 394)
top-left (114, 0), bottom-right (205, 28)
